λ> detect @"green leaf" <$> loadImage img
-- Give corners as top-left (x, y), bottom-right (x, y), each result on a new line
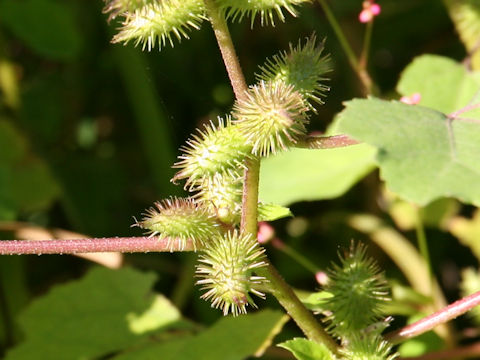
top-left (397, 55), bottom-right (480, 114)
top-left (259, 145), bottom-right (376, 206)
top-left (0, 119), bottom-right (59, 219)
top-left (278, 338), bottom-right (336, 360)
top-left (258, 203), bottom-right (292, 221)
top-left (0, 0), bottom-right (81, 60)
top-left (5, 267), bottom-right (183, 360)
top-left (298, 291), bottom-right (331, 312)
top-left (114, 310), bottom-right (287, 360)
top-left (443, 0), bottom-right (480, 70)
top-left (337, 98), bottom-right (480, 206)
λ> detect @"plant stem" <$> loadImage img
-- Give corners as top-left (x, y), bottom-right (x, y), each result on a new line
top-left (271, 238), bottom-right (319, 274)
top-left (386, 290), bottom-right (480, 344)
top-left (203, 0), bottom-right (248, 101)
top-left (415, 207), bottom-right (432, 283)
top-left (359, 20), bottom-right (373, 69)
top-left (259, 264), bottom-right (338, 353)
top-left (0, 237), bottom-right (194, 255)
top-left (203, 0), bottom-right (338, 352)
top-left (316, 0), bottom-right (375, 95)
top-left (296, 134), bottom-right (359, 149)
top-left (317, 0), bottom-right (358, 70)
top-left (241, 157), bottom-right (261, 235)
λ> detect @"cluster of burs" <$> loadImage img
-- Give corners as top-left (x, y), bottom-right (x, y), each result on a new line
top-left (103, 1), bottom-right (397, 359)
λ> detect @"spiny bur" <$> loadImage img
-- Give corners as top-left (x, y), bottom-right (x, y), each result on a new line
top-left (233, 80), bottom-right (309, 156)
top-left (111, 0), bottom-right (206, 51)
top-left (103, 0), bottom-right (152, 22)
top-left (196, 230), bottom-right (267, 316)
top-left (219, 0), bottom-right (311, 27)
top-left (323, 243), bottom-right (390, 339)
top-left (194, 172), bottom-right (243, 225)
top-left (133, 197), bottom-right (222, 251)
top-left (257, 34), bottom-right (331, 109)
top-left (172, 117), bottom-right (252, 189)
top-left (340, 333), bottom-right (397, 360)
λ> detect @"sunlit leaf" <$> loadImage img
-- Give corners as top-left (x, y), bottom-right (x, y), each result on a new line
top-left (337, 98), bottom-right (480, 206)
top-left (278, 338), bottom-right (335, 360)
top-left (259, 145), bottom-right (376, 206)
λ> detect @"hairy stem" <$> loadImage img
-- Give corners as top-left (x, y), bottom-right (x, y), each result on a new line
top-left (0, 237), bottom-right (194, 255)
top-left (241, 157), bottom-right (261, 235)
top-left (203, 0), bottom-right (337, 352)
top-left (386, 290), bottom-right (480, 344)
top-left (203, 0), bottom-right (248, 100)
top-left (260, 264), bottom-right (338, 353)
top-left (296, 134), bottom-right (359, 149)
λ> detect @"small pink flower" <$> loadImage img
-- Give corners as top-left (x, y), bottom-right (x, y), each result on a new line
top-left (400, 92), bottom-right (421, 105)
top-left (359, 1), bottom-right (381, 23)
top-left (257, 221), bottom-right (275, 244)
top-left (315, 271), bottom-right (329, 286)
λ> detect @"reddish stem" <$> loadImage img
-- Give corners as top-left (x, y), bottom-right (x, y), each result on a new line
top-left (0, 237), bottom-right (194, 255)
top-left (386, 290), bottom-right (480, 343)
top-left (449, 102), bottom-right (480, 118)
top-left (296, 134), bottom-right (360, 149)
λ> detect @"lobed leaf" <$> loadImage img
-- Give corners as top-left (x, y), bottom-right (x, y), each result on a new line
top-left (337, 97), bottom-right (480, 206)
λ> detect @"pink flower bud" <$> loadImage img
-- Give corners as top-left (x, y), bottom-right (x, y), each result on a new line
top-left (359, 1), bottom-right (381, 23)
top-left (400, 92), bottom-right (421, 105)
top-left (359, 9), bottom-right (373, 23)
top-left (257, 221), bottom-right (275, 244)
top-left (370, 3), bottom-right (381, 15)
top-left (315, 271), bottom-right (329, 286)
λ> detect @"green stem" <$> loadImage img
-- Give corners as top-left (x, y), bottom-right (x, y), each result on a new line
top-left (415, 208), bottom-right (432, 282)
top-left (273, 239), bottom-right (319, 274)
top-left (240, 157), bottom-right (260, 235)
top-left (359, 20), bottom-right (373, 70)
top-left (317, 0), bottom-right (375, 95)
top-left (203, 0), bottom-right (338, 353)
top-left (258, 264), bottom-right (338, 353)
top-left (317, 0), bottom-right (358, 70)
top-left (203, 0), bottom-right (248, 101)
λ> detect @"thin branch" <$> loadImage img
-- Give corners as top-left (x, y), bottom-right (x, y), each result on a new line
top-left (0, 237), bottom-right (194, 255)
top-left (295, 134), bottom-right (359, 149)
top-left (316, 0), bottom-right (376, 95)
top-left (203, 0), bottom-right (248, 100)
top-left (449, 102), bottom-right (480, 119)
top-left (386, 290), bottom-right (480, 344)
top-left (316, 0), bottom-right (359, 70)
top-left (399, 342), bottom-right (480, 360)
